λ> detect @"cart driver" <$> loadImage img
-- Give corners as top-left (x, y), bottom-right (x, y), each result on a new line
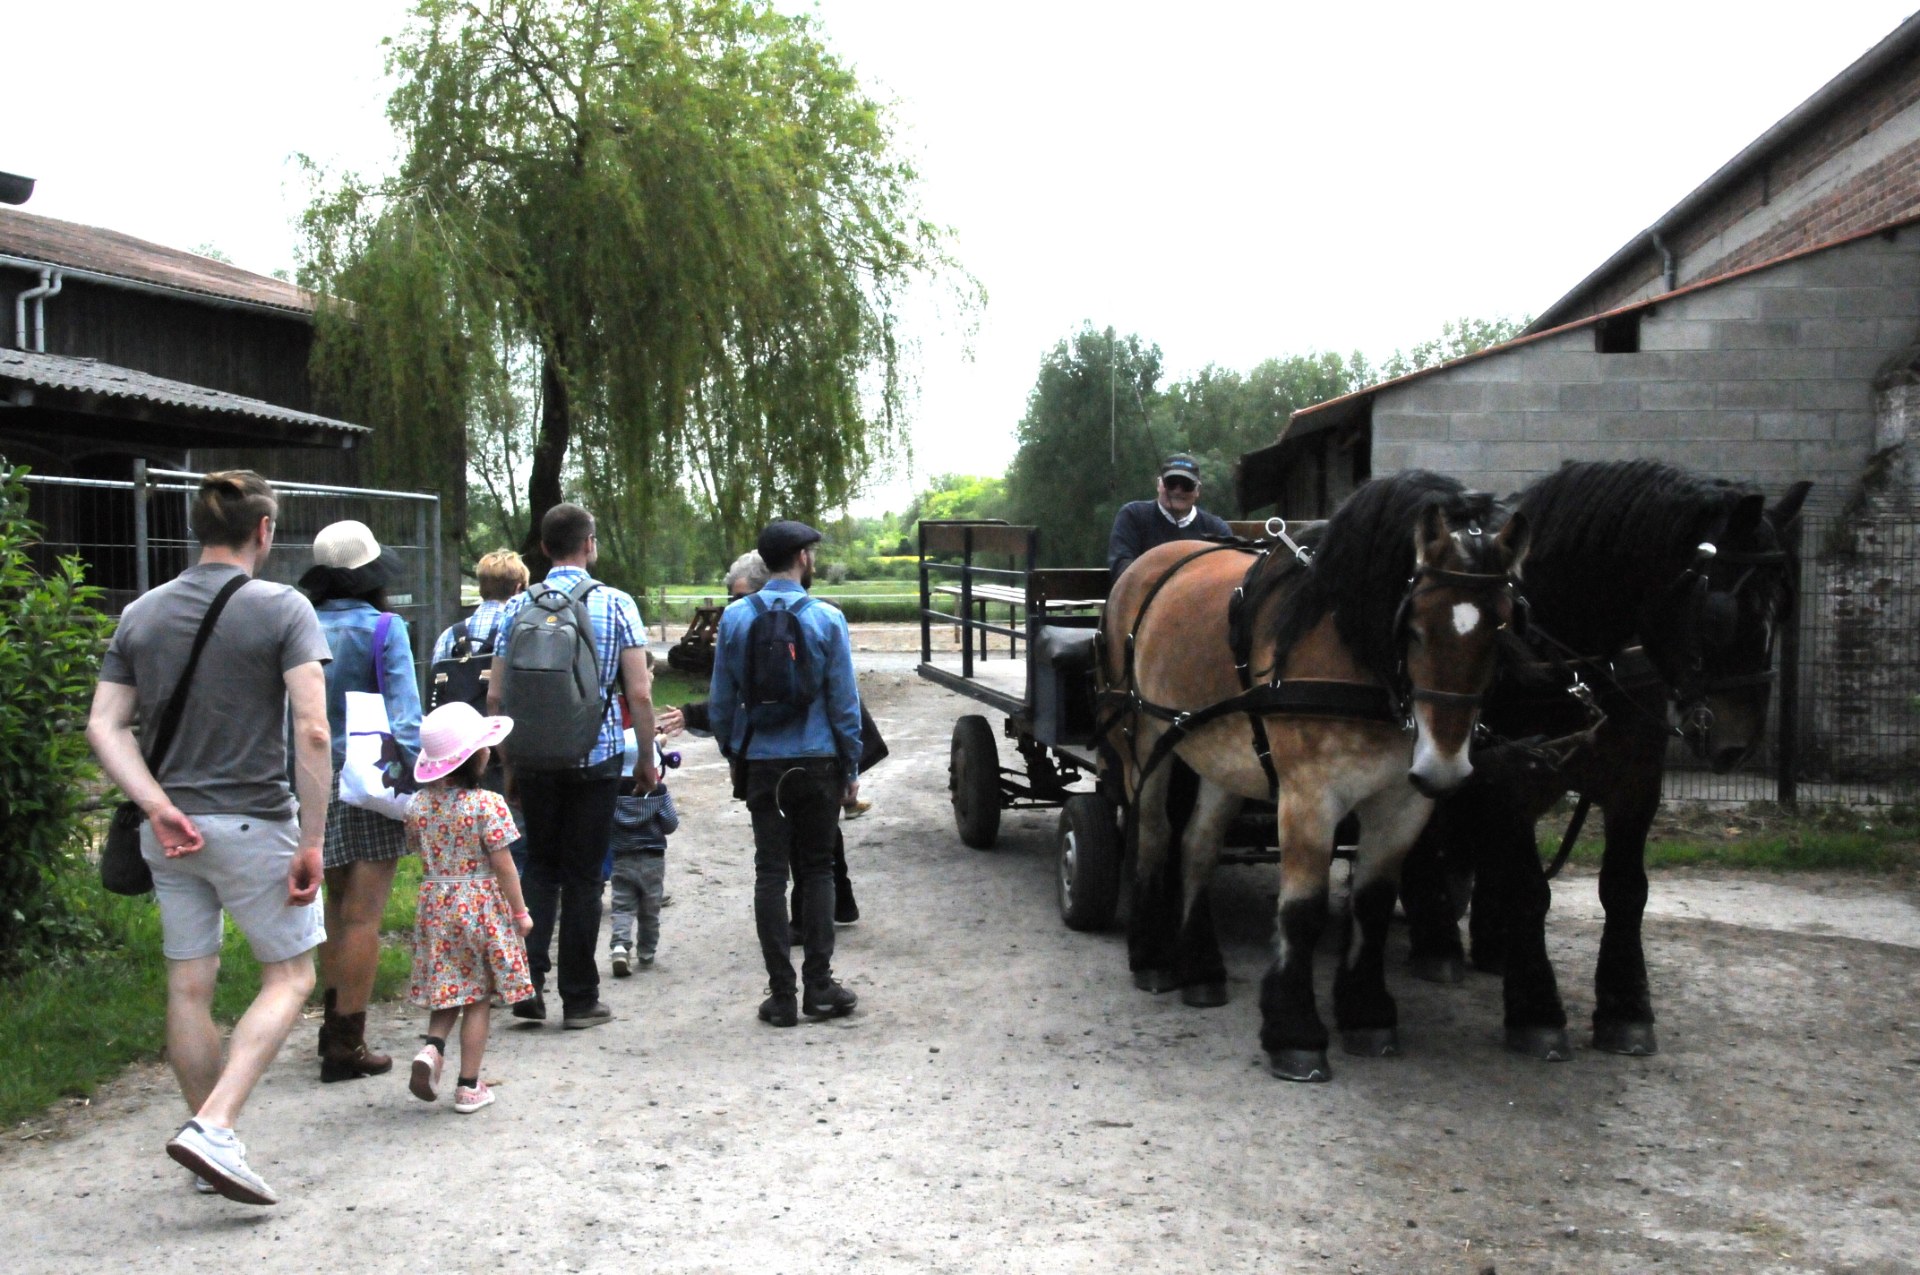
top-left (1108, 453), bottom-right (1233, 583)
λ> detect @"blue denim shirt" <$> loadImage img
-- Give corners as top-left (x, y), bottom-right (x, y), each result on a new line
top-left (316, 599), bottom-right (424, 772)
top-left (708, 579), bottom-right (862, 777)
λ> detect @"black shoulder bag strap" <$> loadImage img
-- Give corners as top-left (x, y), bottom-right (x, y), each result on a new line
top-left (144, 574), bottom-right (249, 776)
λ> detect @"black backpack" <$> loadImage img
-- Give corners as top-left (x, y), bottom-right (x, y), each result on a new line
top-left (427, 617), bottom-right (495, 712)
top-left (743, 593), bottom-right (820, 728)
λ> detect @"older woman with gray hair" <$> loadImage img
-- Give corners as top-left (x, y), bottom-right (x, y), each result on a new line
top-left (658, 549), bottom-right (884, 932)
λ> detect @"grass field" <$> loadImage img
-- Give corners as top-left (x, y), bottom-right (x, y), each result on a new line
top-left (649, 580), bottom-right (922, 626)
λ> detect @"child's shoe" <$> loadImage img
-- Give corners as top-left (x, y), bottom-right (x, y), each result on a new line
top-left (637, 950), bottom-right (656, 967)
top-left (409, 1043), bottom-right (443, 1102)
top-left (453, 1081), bottom-right (495, 1114)
top-left (611, 944), bottom-right (632, 977)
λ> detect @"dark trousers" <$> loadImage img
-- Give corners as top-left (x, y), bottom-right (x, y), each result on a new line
top-left (517, 758), bottom-right (622, 1013)
top-left (746, 758), bottom-right (842, 995)
top-left (790, 829), bottom-right (853, 924)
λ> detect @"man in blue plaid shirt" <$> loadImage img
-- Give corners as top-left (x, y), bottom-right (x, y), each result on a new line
top-left (488, 504), bottom-right (656, 1029)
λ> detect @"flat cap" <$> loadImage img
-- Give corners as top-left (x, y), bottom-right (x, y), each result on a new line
top-left (757, 519), bottom-right (823, 565)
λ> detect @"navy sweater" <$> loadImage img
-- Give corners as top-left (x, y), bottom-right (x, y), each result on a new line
top-left (1108, 500), bottom-right (1233, 582)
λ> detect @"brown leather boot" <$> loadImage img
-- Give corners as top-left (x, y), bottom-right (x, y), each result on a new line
top-left (320, 1010), bottom-right (393, 1082)
top-left (317, 987), bottom-right (338, 1059)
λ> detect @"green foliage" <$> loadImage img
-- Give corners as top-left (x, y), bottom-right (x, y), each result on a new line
top-left (902, 474), bottom-right (1009, 529)
top-left (1005, 326), bottom-right (1165, 566)
top-left (0, 464), bottom-right (115, 969)
top-left (301, 0), bottom-right (966, 585)
top-left (1378, 315), bottom-right (1529, 380)
top-left (1157, 352), bottom-right (1376, 502)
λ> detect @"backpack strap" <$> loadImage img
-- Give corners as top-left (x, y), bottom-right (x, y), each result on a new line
top-left (371, 611), bottom-right (395, 700)
top-left (145, 574), bottom-right (249, 773)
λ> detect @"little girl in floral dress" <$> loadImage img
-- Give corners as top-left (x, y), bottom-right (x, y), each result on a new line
top-left (405, 702), bottom-right (535, 1113)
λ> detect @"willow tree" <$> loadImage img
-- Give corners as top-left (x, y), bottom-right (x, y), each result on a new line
top-left (300, 0), bottom-right (950, 578)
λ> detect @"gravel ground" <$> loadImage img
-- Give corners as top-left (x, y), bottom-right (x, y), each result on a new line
top-left (2, 666), bottom-right (1917, 1274)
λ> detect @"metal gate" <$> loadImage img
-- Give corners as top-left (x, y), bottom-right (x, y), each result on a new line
top-left (20, 462), bottom-right (445, 679)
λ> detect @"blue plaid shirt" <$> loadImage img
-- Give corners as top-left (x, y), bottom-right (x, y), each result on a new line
top-left (496, 566), bottom-right (647, 767)
top-left (432, 597), bottom-right (514, 664)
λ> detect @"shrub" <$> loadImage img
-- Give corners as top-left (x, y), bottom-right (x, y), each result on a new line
top-left (0, 464), bottom-right (115, 968)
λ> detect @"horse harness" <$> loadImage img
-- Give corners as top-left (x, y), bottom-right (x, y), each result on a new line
top-left (1102, 528), bottom-right (1522, 800)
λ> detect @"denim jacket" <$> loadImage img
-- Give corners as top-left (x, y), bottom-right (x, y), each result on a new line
top-left (708, 578), bottom-right (862, 777)
top-left (316, 599), bottom-right (424, 772)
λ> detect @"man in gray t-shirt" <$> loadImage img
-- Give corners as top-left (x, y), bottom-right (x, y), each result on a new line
top-left (87, 471), bottom-right (333, 1208)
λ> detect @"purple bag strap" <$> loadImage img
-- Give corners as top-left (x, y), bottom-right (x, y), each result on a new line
top-left (371, 612), bottom-right (394, 701)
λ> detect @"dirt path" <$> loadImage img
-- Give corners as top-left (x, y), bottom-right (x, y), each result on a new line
top-left (3, 668), bottom-right (1918, 1273)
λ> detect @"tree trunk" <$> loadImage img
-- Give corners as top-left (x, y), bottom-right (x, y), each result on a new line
top-left (522, 344), bottom-right (572, 576)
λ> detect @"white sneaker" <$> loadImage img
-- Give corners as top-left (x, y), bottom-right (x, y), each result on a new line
top-left (166, 1120), bottom-right (278, 1205)
top-left (453, 1081), bottom-right (495, 1114)
top-left (409, 1043), bottom-right (443, 1102)
top-left (192, 1176), bottom-right (217, 1195)
top-left (611, 945), bottom-right (632, 977)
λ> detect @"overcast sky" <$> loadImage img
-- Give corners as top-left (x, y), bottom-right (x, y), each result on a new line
top-left (10, 2), bottom-right (1918, 513)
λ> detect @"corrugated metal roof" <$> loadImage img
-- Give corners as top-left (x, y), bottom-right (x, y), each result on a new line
top-left (0, 207), bottom-right (314, 315)
top-left (0, 347), bottom-right (366, 437)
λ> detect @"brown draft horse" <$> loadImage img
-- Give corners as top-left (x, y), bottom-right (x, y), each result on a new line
top-left (1099, 471), bottom-right (1529, 1081)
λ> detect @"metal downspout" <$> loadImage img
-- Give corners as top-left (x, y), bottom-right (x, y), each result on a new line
top-left (12, 267), bottom-right (62, 350)
top-left (1650, 232), bottom-right (1678, 293)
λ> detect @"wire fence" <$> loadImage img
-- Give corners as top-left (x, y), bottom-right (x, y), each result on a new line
top-left (20, 465), bottom-right (445, 683)
top-left (1662, 498), bottom-right (1920, 809)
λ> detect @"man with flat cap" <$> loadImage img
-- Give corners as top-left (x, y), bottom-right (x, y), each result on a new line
top-left (1108, 452), bottom-right (1233, 583)
top-left (708, 520), bottom-right (864, 1027)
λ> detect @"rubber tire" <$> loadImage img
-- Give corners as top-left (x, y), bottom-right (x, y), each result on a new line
top-left (950, 715), bottom-right (1002, 849)
top-left (1058, 793), bottom-right (1122, 931)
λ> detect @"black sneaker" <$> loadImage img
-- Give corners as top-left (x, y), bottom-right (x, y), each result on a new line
top-left (758, 992), bottom-right (798, 1028)
top-left (511, 990), bottom-right (546, 1022)
top-left (562, 1001), bottom-right (613, 1030)
top-left (802, 981), bottom-right (858, 1019)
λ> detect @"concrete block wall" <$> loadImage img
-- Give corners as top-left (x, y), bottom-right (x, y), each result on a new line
top-left (1368, 229), bottom-right (1920, 501)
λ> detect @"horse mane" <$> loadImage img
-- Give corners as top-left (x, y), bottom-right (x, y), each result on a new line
top-left (1270, 470), bottom-right (1502, 683)
top-left (1516, 459), bottom-right (1760, 654)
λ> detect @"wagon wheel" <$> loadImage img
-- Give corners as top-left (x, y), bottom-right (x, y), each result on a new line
top-left (1058, 793), bottom-right (1122, 931)
top-left (950, 715), bottom-right (1002, 849)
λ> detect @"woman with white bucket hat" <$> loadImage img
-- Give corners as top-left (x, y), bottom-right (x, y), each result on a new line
top-left (300, 519), bottom-right (424, 1083)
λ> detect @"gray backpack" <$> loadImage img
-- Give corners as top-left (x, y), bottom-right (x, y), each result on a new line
top-left (499, 577), bottom-right (612, 770)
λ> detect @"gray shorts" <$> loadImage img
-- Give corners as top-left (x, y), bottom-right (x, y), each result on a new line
top-left (142, 814), bottom-right (327, 964)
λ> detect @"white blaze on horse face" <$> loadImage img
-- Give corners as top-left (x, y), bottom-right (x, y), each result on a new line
top-left (1408, 701), bottom-right (1475, 794)
top-left (1451, 602), bottom-right (1481, 637)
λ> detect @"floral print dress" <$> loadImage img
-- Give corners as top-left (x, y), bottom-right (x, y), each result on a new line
top-left (406, 786), bottom-right (534, 1009)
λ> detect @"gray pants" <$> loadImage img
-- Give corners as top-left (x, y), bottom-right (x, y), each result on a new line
top-left (609, 852), bottom-right (665, 957)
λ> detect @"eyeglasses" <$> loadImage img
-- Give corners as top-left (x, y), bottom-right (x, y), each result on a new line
top-left (1162, 476), bottom-right (1198, 493)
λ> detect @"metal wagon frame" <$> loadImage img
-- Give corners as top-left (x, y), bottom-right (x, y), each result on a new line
top-left (915, 518), bottom-right (1306, 933)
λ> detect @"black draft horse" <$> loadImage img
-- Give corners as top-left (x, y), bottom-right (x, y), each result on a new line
top-left (1400, 459), bottom-right (1810, 1059)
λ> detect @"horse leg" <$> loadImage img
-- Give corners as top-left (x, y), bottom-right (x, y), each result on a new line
top-left (1401, 815), bottom-right (1467, 985)
top-left (1172, 779), bottom-right (1239, 1008)
top-left (1259, 793), bottom-right (1337, 1082)
top-left (1127, 759), bottom-right (1184, 993)
top-left (1592, 784), bottom-right (1660, 1056)
top-left (1476, 804), bottom-right (1570, 1061)
top-left (1333, 787), bottom-right (1430, 1057)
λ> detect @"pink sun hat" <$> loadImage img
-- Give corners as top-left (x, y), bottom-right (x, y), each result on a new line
top-left (415, 702), bottom-right (513, 783)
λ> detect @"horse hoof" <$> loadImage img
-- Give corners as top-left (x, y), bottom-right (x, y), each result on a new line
top-left (1410, 953), bottom-right (1466, 985)
top-left (1341, 1027), bottom-right (1400, 1058)
top-left (1505, 1026), bottom-right (1573, 1061)
top-left (1266, 1049), bottom-right (1332, 1083)
top-left (1132, 968), bottom-right (1182, 994)
top-left (1592, 1021), bottom-right (1659, 1056)
top-left (1180, 982), bottom-right (1228, 1009)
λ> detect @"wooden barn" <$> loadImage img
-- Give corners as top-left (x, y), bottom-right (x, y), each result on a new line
top-left (1238, 13), bottom-right (1920, 796)
top-left (0, 204), bottom-right (450, 654)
